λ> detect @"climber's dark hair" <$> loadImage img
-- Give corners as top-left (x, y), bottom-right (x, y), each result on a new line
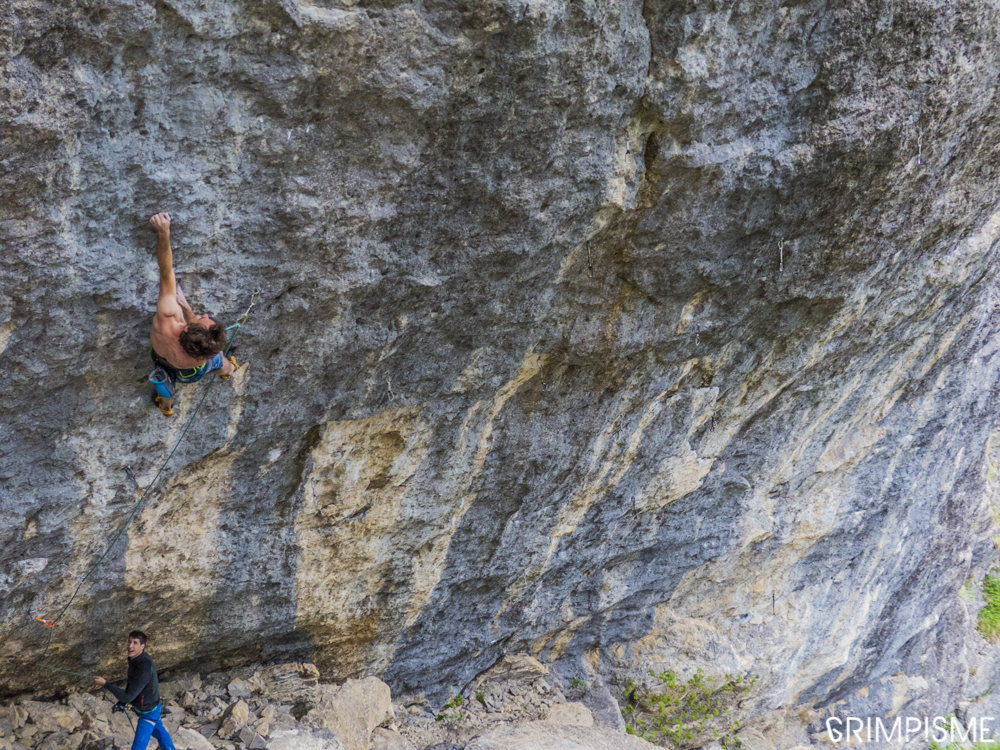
top-left (179, 321), bottom-right (227, 358)
top-left (128, 630), bottom-right (147, 645)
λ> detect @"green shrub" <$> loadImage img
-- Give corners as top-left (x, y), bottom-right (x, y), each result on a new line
top-left (435, 695), bottom-right (467, 722)
top-left (623, 668), bottom-right (756, 749)
top-left (978, 575), bottom-right (1000, 642)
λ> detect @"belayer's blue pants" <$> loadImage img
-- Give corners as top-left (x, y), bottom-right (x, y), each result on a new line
top-left (132, 703), bottom-right (176, 750)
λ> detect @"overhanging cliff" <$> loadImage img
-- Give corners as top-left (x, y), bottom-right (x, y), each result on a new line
top-left (4, 0), bottom-right (1000, 743)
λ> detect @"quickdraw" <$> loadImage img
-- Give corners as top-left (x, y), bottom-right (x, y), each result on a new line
top-left (225, 288), bottom-right (262, 331)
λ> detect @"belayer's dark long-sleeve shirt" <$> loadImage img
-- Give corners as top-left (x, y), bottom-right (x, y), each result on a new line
top-left (103, 651), bottom-right (160, 712)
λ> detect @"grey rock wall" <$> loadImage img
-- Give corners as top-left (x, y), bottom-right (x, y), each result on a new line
top-left (3, 0), bottom-right (1000, 745)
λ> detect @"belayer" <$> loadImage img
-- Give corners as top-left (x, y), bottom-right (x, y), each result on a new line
top-left (147, 211), bottom-right (239, 416)
top-left (94, 630), bottom-right (176, 750)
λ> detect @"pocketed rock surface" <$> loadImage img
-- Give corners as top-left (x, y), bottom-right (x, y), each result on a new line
top-left (5, 0), bottom-right (1000, 748)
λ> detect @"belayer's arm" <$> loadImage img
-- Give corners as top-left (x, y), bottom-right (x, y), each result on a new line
top-left (104, 660), bottom-right (151, 705)
top-left (102, 680), bottom-right (127, 702)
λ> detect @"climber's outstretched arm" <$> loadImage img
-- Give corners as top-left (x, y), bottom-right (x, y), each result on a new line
top-left (150, 212), bottom-right (182, 321)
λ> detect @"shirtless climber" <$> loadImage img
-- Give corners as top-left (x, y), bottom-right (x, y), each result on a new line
top-left (148, 212), bottom-right (238, 416)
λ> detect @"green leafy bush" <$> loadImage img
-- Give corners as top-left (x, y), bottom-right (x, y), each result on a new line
top-left (623, 668), bottom-right (756, 749)
top-left (978, 574), bottom-right (1000, 642)
top-left (435, 694), bottom-right (467, 722)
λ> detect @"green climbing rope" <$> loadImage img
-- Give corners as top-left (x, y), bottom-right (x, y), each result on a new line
top-left (14, 289), bottom-right (261, 675)
top-left (13, 659), bottom-right (95, 680)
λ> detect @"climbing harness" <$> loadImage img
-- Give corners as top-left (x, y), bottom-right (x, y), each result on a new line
top-left (14, 289), bottom-right (262, 676)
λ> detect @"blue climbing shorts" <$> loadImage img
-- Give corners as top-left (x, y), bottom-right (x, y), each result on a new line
top-left (149, 349), bottom-right (224, 398)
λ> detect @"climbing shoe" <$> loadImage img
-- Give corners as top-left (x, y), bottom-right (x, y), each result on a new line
top-left (220, 355), bottom-right (240, 380)
top-left (153, 394), bottom-right (173, 417)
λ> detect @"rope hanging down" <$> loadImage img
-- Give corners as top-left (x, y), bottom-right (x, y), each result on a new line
top-left (15, 289), bottom-right (261, 673)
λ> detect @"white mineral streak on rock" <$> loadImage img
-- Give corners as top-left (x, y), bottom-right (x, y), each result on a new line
top-left (117, 451), bottom-right (238, 662)
top-left (12, 559), bottom-right (47, 578)
top-left (546, 364), bottom-right (700, 548)
top-left (294, 406), bottom-right (430, 673)
top-left (126, 451), bottom-right (236, 582)
top-left (0, 322), bottom-right (14, 359)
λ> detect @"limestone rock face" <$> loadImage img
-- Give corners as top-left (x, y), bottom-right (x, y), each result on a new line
top-left (543, 702), bottom-right (593, 728)
top-left (371, 727), bottom-right (416, 750)
top-left (21, 702), bottom-right (80, 735)
top-left (3, 0), bottom-right (1000, 744)
top-left (304, 676), bottom-right (393, 750)
top-left (260, 662), bottom-right (321, 705)
top-left (578, 687), bottom-right (624, 734)
top-left (465, 723), bottom-right (656, 750)
top-left (269, 728), bottom-right (344, 750)
top-left (473, 654), bottom-right (549, 695)
top-left (174, 726), bottom-right (216, 750)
